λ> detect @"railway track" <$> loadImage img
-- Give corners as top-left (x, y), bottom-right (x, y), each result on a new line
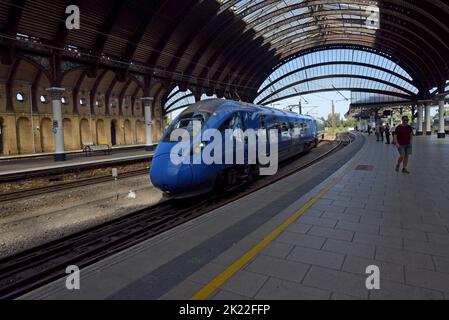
top-left (0, 135), bottom-right (353, 300)
top-left (0, 168), bottom-right (150, 202)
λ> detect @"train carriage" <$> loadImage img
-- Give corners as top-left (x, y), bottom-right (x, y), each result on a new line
top-left (150, 99), bottom-right (319, 198)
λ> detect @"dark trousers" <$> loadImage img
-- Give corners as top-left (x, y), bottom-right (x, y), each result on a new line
top-left (385, 133), bottom-right (390, 144)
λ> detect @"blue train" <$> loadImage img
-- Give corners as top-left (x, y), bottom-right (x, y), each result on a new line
top-left (150, 99), bottom-right (319, 198)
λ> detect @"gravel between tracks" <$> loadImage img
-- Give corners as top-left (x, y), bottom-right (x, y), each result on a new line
top-left (0, 175), bottom-right (163, 257)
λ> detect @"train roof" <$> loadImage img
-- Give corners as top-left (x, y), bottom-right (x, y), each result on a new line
top-left (182, 99), bottom-right (316, 120)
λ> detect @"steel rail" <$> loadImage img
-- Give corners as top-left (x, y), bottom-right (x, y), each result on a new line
top-left (0, 135), bottom-right (354, 300)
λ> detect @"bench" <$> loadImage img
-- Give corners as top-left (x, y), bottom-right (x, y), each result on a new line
top-left (82, 143), bottom-right (111, 156)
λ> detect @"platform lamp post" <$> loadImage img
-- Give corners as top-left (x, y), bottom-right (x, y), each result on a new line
top-left (425, 103), bottom-right (432, 136)
top-left (46, 87), bottom-right (66, 161)
top-left (437, 94), bottom-right (446, 139)
top-left (141, 96), bottom-right (155, 151)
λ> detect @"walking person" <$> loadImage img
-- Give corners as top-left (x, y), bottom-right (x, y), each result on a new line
top-left (380, 125), bottom-right (385, 142)
top-left (385, 123), bottom-right (391, 144)
top-left (393, 116), bottom-right (413, 174)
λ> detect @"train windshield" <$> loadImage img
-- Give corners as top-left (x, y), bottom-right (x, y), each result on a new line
top-left (163, 111), bottom-right (211, 142)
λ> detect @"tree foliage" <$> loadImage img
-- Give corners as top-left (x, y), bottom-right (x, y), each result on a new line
top-left (320, 113), bottom-right (356, 128)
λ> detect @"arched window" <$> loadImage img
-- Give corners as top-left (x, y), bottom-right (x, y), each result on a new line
top-left (16, 93), bottom-right (25, 102)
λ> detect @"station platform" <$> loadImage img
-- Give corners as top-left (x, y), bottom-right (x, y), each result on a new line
top-left (20, 133), bottom-right (449, 300)
top-left (0, 146), bottom-right (154, 177)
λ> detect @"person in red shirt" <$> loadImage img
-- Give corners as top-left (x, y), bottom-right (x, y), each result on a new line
top-left (393, 116), bottom-right (413, 174)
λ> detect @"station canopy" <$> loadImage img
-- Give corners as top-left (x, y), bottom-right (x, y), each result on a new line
top-left (218, 0), bottom-right (449, 109)
top-left (1, 0), bottom-right (449, 114)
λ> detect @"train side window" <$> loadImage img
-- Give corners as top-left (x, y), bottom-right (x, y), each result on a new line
top-left (293, 121), bottom-right (301, 136)
top-left (231, 113), bottom-right (243, 130)
top-left (280, 121), bottom-right (291, 140)
top-left (220, 113), bottom-right (243, 132)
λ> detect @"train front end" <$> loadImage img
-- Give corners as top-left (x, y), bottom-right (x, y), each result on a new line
top-left (150, 101), bottom-right (223, 198)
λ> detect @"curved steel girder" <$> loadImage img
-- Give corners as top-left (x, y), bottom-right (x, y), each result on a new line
top-left (162, 83), bottom-right (179, 107)
top-left (5, 58), bottom-right (20, 111)
top-left (241, 47), bottom-right (426, 102)
top-left (219, 0), bottom-right (241, 14)
top-left (166, 101), bottom-right (194, 114)
top-left (205, 1), bottom-right (330, 87)
top-left (228, 1), bottom-right (448, 85)
top-left (219, 0), bottom-right (448, 90)
top-left (277, 34), bottom-right (434, 76)
top-left (243, 0), bottom-right (449, 43)
top-left (145, 0), bottom-right (198, 69)
top-left (257, 74), bottom-right (416, 105)
top-left (166, 87), bottom-right (183, 103)
top-left (208, 29), bottom-right (273, 94)
top-left (105, 76), bottom-right (118, 116)
top-left (257, 61), bottom-right (416, 97)
top-left (247, 1), bottom-right (449, 51)
top-left (260, 11), bottom-right (375, 46)
top-left (1, 0), bottom-right (27, 65)
top-left (164, 1), bottom-right (220, 91)
top-left (385, 0), bottom-right (449, 36)
top-left (231, 24), bottom-right (442, 94)
top-left (267, 27), bottom-right (440, 75)
top-left (89, 69), bottom-right (108, 110)
top-left (261, 88), bottom-right (412, 106)
top-left (153, 0), bottom-right (206, 69)
top-left (254, 8), bottom-right (366, 40)
top-left (426, 0), bottom-right (449, 15)
top-left (4, 0), bottom-right (27, 34)
top-left (121, 1), bottom-right (166, 63)
top-left (241, 37), bottom-right (435, 97)
top-left (31, 70), bottom-right (43, 113)
top-left (130, 84), bottom-right (143, 117)
top-left (188, 15), bottom-right (244, 79)
top-left (53, 0), bottom-right (79, 47)
top-left (193, 20), bottom-right (267, 95)
top-left (262, 44), bottom-right (421, 84)
top-left (118, 79), bottom-right (133, 108)
top-left (172, 4), bottom-right (237, 92)
top-left (166, 93), bottom-right (195, 111)
top-left (190, 7), bottom-right (278, 91)
top-left (73, 71), bottom-right (86, 115)
top-left (92, 0), bottom-right (126, 55)
top-left (260, 17), bottom-right (448, 69)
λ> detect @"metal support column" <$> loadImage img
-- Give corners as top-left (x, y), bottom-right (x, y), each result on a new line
top-left (425, 104), bottom-right (432, 136)
top-left (47, 87), bottom-right (66, 161)
top-left (438, 94), bottom-right (446, 139)
top-left (417, 104), bottom-right (423, 136)
top-left (142, 97), bottom-right (155, 151)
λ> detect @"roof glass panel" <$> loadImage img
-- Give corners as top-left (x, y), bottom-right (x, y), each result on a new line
top-left (165, 86), bottom-right (195, 112)
top-left (221, 0), bottom-right (379, 48)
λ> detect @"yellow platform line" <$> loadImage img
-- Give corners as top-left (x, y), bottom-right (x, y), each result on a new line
top-left (191, 149), bottom-right (363, 300)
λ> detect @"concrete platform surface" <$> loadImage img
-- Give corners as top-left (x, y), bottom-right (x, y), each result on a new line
top-left (20, 134), bottom-right (449, 300)
top-left (0, 148), bottom-right (154, 176)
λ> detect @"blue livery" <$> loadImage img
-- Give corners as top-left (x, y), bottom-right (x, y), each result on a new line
top-left (150, 99), bottom-right (319, 198)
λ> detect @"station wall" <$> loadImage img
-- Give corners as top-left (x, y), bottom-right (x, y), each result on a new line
top-left (0, 111), bottom-right (159, 155)
top-left (0, 59), bottom-right (166, 156)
